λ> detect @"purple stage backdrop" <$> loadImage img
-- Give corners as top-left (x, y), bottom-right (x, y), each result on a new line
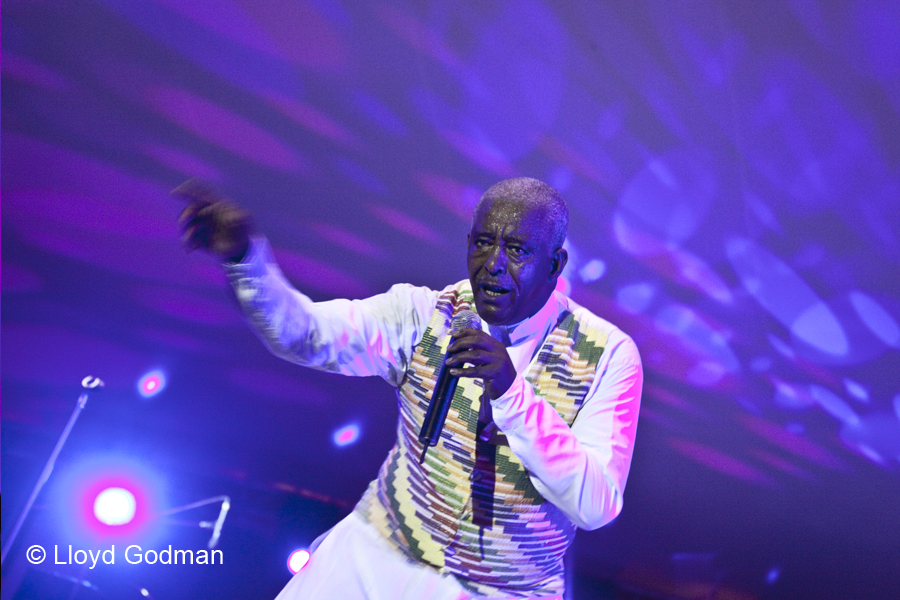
top-left (2, 1), bottom-right (899, 599)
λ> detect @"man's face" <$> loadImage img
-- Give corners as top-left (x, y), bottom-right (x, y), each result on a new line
top-left (467, 198), bottom-right (562, 326)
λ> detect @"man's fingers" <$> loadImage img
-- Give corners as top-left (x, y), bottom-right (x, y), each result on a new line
top-left (174, 181), bottom-right (252, 261)
top-left (445, 350), bottom-right (483, 367)
top-left (196, 202), bottom-right (219, 217)
top-left (179, 209), bottom-right (215, 238)
top-left (180, 213), bottom-right (206, 232)
top-left (180, 202), bottom-right (232, 234)
top-left (171, 178), bottom-right (202, 196)
top-left (178, 196), bottom-right (231, 232)
top-left (447, 333), bottom-right (497, 354)
top-left (449, 366), bottom-right (480, 378)
top-left (181, 219), bottom-right (212, 250)
top-left (178, 203), bottom-right (201, 226)
top-left (448, 364), bottom-right (502, 380)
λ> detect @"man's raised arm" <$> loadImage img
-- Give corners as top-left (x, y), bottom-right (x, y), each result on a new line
top-left (174, 181), bottom-right (436, 386)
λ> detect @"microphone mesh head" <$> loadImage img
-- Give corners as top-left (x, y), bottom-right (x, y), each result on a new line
top-left (451, 310), bottom-right (481, 334)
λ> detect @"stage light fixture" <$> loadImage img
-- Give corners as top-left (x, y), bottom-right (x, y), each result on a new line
top-left (287, 549), bottom-right (311, 574)
top-left (56, 458), bottom-right (162, 543)
top-left (138, 370), bottom-right (166, 398)
top-left (93, 487), bottom-right (137, 526)
top-left (333, 424), bottom-right (360, 447)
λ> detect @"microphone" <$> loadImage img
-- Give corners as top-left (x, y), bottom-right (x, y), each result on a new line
top-left (418, 309), bottom-right (481, 463)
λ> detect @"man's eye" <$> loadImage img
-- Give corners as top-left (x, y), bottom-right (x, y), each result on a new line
top-left (510, 246), bottom-right (526, 256)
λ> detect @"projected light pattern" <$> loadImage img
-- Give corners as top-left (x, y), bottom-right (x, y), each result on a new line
top-left (287, 549), bottom-right (311, 574)
top-left (138, 370), bottom-right (167, 398)
top-left (333, 424), bottom-right (360, 447)
top-left (93, 487), bottom-right (137, 526)
top-left (3, 0), bottom-right (900, 598)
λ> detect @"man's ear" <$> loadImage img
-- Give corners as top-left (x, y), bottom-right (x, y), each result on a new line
top-left (550, 248), bottom-right (568, 279)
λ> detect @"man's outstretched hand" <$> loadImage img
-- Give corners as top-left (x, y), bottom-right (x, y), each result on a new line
top-left (174, 179), bottom-right (254, 263)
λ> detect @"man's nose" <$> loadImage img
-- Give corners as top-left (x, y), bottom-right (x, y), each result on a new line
top-left (485, 245), bottom-right (507, 275)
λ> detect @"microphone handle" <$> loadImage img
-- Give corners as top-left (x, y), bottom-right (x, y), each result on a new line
top-left (418, 358), bottom-right (459, 463)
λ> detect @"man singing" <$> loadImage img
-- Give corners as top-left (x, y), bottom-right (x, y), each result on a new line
top-left (177, 177), bottom-right (642, 599)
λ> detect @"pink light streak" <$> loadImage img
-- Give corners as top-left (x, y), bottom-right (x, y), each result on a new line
top-left (148, 87), bottom-right (309, 173)
top-left (668, 437), bottom-right (775, 486)
top-left (415, 172), bottom-right (481, 221)
top-left (273, 248), bottom-right (371, 298)
top-left (367, 204), bottom-right (444, 245)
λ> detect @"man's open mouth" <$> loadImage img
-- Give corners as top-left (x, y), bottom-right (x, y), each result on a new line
top-left (480, 283), bottom-right (511, 298)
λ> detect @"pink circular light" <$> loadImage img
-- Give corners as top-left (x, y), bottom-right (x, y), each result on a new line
top-left (333, 424), bottom-right (360, 447)
top-left (78, 474), bottom-right (152, 539)
top-left (138, 370), bottom-right (166, 398)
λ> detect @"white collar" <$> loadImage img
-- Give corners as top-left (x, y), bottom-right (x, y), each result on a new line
top-left (485, 292), bottom-right (564, 347)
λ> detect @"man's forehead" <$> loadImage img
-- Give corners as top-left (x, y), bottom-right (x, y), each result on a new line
top-left (472, 197), bottom-right (548, 228)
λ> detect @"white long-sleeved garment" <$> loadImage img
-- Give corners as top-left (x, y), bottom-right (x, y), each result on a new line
top-left (227, 237), bottom-right (643, 597)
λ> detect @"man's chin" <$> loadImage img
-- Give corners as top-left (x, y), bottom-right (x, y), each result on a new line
top-left (473, 300), bottom-right (513, 327)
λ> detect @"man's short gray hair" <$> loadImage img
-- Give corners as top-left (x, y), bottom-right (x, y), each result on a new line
top-left (474, 177), bottom-right (568, 249)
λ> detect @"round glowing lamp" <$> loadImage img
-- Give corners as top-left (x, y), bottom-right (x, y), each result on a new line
top-left (93, 487), bottom-right (137, 526)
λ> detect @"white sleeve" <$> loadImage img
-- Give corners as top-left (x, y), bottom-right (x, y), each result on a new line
top-left (489, 330), bottom-right (643, 530)
top-left (224, 237), bottom-right (439, 387)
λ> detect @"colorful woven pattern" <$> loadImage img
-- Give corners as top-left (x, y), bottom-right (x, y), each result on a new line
top-left (354, 281), bottom-right (608, 597)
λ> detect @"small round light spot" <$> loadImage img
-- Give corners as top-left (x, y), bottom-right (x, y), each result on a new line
top-left (94, 487), bottom-right (137, 526)
top-left (138, 371), bottom-right (166, 398)
top-left (843, 378), bottom-right (869, 402)
top-left (333, 424), bottom-right (360, 447)
top-left (579, 259), bottom-right (607, 283)
top-left (287, 549), bottom-right (311, 574)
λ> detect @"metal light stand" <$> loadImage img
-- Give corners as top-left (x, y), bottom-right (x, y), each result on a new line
top-left (1, 375), bottom-right (232, 600)
top-left (1, 376), bottom-right (105, 567)
top-left (157, 496), bottom-right (231, 549)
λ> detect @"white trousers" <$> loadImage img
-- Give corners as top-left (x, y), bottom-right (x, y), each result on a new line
top-left (273, 512), bottom-right (561, 600)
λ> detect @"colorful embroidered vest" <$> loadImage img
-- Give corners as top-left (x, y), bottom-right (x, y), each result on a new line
top-left (354, 281), bottom-right (608, 597)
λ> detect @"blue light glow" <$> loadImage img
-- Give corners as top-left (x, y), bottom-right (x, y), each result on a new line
top-left (727, 238), bottom-right (849, 356)
top-left (843, 378), bottom-right (869, 403)
top-left (850, 291), bottom-right (900, 348)
top-left (579, 259), bottom-right (607, 282)
top-left (617, 282), bottom-right (655, 314)
top-left (791, 301), bottom-right (849, 356)
top-left (809, 385), bottom-right (860, 426)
